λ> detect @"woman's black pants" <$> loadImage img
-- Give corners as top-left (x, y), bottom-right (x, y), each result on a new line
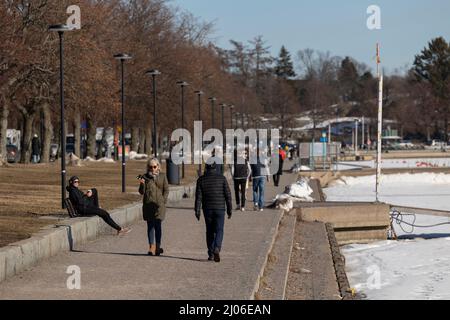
top-left (81, 189), bottom-right (121, 231)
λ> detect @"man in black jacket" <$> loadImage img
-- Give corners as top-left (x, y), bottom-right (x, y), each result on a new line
top-left (232, 149), bottom-right (251, 211)
top-left (195, 162), bottom-right (232, 262)
top-left (67, 176), bottom-right (131, 235)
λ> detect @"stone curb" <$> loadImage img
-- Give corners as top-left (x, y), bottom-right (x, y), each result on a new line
top-left (250, 210), bottom-right (284, 300)
top-left (325, 223), bottom-right (359, 300)
top-left (0, 183), bottom-right (195, 284)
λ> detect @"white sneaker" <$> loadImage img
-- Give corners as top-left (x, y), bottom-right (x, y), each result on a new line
top-left (254, 204), bottom-right (259, 211)
top-left (118, 227), bottom-right (132, 236)
top-left (259, 208), bottom-right (264, 212)
top-left (241, 207), bottom-right (245, 212)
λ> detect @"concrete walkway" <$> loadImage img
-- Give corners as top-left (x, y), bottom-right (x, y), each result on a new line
top-left (0, 161), bottom-right (299, 300)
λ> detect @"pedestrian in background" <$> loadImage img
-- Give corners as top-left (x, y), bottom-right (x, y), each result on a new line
top-left (273, 147), bottom-right (286, 187)
top-left (232, 149), bottom-right (251, 211)
top-left (250, 150), bottom-right (270, 212)
top-left (31, 134), bottom-right (40, 163)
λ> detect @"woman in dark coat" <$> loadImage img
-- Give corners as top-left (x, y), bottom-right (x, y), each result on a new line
top-left (67, 176), bottom-right (131, 235)
top-left (139, 158), bottom-right (169, 256)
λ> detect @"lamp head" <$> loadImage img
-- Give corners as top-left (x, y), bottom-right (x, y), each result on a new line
top-left (176, 81), bottom-right (189, 87)
top-left (48, 24), bottom-right (73, 32)
top-left (114, 53), bottom-right (132, 61)
top-left (146, 69), bottom-right (161, 76)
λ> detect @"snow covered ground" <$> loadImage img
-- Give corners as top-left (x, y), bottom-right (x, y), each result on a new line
top-left (339, 158), bottom-right (450, 170)
top-left (324, 173), bottom-right (450, 300)
top-left (326, 173), bottom-right (450, 211)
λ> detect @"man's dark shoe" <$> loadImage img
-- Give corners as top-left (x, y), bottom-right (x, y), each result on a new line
top-left (148, 251), bottom-right (154, 256)
top-left (213, 250), bottom-right (220, 263)
top-left (208, 255), bottom-right (214, 261)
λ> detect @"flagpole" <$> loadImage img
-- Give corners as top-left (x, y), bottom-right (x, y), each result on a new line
top-left (375, 43), bottom-right (383, 202)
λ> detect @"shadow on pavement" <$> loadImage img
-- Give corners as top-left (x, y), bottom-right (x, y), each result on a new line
top-left (166, 205), bottom-right (194, 211)
top-left (71, 250), bottom-right (208, 262)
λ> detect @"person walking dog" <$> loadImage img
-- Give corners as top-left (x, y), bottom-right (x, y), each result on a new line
top-left (67, 176), bottom-right (131, 235)
top-left (195, 162), bottom-right (232, 262)
top-left (139, 158), bottom-right (169, 256)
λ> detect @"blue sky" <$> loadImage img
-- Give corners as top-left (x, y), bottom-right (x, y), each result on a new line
top-left (170, 0), bottom-right (450, 75)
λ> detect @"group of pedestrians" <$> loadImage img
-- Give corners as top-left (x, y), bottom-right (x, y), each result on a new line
top-left (232, 146), bottom-right (286, 211)
top-left (66, 147), bottom-right (285, 263)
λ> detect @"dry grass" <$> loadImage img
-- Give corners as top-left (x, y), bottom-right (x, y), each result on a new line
top-left (0, 159), bottom-right (199, 247)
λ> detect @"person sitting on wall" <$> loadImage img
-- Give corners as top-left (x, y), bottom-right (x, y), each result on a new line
top-left (67, 176), bottom-right (131, 235)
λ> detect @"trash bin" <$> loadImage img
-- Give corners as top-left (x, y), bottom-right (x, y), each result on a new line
top-left (166, 158), bottom-right (180, 185)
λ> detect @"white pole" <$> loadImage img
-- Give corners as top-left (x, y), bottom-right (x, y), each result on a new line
top-left (355, 119), bottom-right (359, 156)
top-left (376, 74), bottom-right (383, 202)
top-left (328, 124), bottom-right (331, 144)
top-left (362, 116), bottom-right (365, 151)
top-left (352, 128), bottom-right (355, 153)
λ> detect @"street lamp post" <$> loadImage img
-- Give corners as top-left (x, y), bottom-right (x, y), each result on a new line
top-left (208, 97), bottom-right (216, 129)
top-left (220, 103), bottom-right (226, 134)
top-left (49, 24), bottom-right (73, 209)
top-left (195, 90), bottom-right (204, 176)
top-left (229, 105), bottom-right (235, 129)
top-left (146, 69), bottom-right (161, 158)
top-left (220, 103), bottom-right (227, 166)
top-left (177, 81), bottom-right (189, 179)
top-left (114, 53), bottom-right (132, 193)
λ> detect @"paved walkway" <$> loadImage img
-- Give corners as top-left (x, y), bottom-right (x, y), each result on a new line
top-left (0, 161), bottom-right (298, 299)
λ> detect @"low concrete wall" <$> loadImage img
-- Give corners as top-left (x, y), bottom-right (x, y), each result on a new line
top-left (296, 202), bottom-right (390, 245)
top-left (0, 183), bottom-right (195, 284)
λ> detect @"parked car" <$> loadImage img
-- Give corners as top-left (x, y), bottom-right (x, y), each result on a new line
top-left (6, 144), bottom-right (20, 163)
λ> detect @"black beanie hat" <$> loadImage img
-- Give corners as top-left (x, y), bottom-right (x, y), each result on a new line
top-left (69, 176), bottom-right (80, 184)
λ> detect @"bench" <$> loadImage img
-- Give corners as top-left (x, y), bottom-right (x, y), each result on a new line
top-left (64, 198), bottom-right (80, 218)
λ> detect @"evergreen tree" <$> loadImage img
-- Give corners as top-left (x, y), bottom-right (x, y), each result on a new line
top-left (275, 45), bottom-right (296, 79)
top-left (338, 56), bottom-right (359, 102)
top-left (414, 37), bottom-right (450, 141)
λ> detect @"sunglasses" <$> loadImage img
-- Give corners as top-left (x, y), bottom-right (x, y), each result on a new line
top-left (149, 166), bottom-right (158, 169)
top-left (73, 181), bottom-right (80, 183)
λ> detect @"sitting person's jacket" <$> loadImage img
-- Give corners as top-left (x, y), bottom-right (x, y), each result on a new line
top-left (67, 185), bottom-right (91, 213)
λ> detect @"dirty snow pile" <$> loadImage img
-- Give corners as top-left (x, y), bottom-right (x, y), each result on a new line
top-left (290, 163), bottom-right (312, 173)
top-left (83, 157), bottom-right (115, 163)
top-left (129, 151), bottom-right (148, 160)
top-left (272, 178), bottom-right (314, 213)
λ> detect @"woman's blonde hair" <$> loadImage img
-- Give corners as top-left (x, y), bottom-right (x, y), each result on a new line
top-left (147, 158), bottom-right (161, 173)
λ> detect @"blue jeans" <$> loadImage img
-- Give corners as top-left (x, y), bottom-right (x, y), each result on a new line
top-left (147, 218), bottom-right (162, 245)
top-left (252, 177), bottom-right (265, 209)
top-left (203, 209), bottom-right (225, 257)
